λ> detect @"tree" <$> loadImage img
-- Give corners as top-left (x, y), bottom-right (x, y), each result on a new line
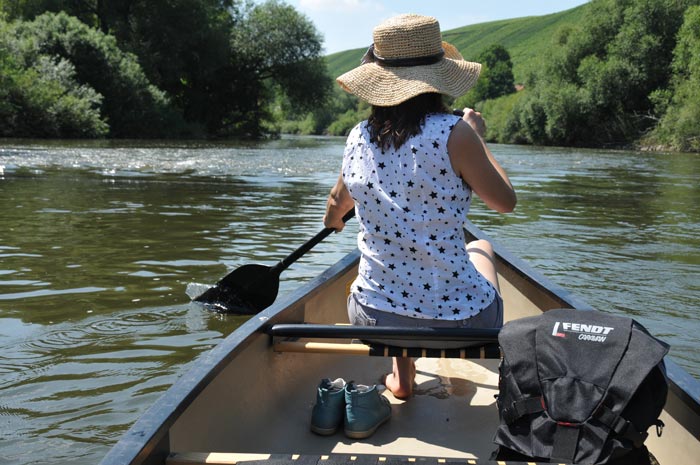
top-left (94, 0), bottom-right (238, 134)
top-left (1, 0), bottom-right (99, 26)
top-left (229, 0), bottom-right (332, 137)
top-left (507, 0), bottom-right (700, 148)
top-left (2, 1), bottom-right (331, 138)
top-left (456, 44), bottom-right (515, 108)
top-left (10, 12), bottom-right (187, 137)
top-left (91, 0), bottom-right (331, 137)
top-left (475, 44), bottom-right (516, 100)
top-left (651, 5), bottom-right (700, 151)
top-left (1, 14), bottom-right (108, 137)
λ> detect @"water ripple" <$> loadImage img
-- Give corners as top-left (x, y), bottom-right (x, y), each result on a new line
top-left (0, 287), bottom-right (107, 300)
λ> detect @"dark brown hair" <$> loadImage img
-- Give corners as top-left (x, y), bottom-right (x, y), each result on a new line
top-left (367, 93), bottom-right (448, 150)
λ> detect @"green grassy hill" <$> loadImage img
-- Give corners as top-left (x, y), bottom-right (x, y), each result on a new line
top-left (325, 4), bottom-right (588, 84)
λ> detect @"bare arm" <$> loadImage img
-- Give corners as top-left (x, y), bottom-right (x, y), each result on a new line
top-left (323, 172), bottom-right (355, 232)
top-left (447, 109), bottom-right (516, 213)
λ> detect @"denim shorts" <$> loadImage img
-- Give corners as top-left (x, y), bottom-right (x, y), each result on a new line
top-left (346, 293), bottom-right (503, 349)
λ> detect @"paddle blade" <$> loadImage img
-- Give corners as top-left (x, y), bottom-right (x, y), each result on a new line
top-left (193, 264), bottom-right (280, 314)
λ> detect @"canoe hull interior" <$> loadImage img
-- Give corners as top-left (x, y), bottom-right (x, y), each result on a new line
top-left (100, 224), bottom-right (700, 465)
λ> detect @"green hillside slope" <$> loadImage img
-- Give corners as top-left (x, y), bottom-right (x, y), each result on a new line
top-left (325, 4), bottom-right (588, 84)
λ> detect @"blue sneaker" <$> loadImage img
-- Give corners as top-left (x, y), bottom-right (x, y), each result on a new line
top-left (310, 378), bottom-right (346, 435)
top-left (344, 382), bottom-right (391, 439)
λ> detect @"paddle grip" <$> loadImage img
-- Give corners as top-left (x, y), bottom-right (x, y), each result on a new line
top-left (275, 209), bottom-right (355, 272)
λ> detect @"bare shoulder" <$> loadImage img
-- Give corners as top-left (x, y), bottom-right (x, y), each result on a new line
top-left (447, 119), bottom-right (486, 176)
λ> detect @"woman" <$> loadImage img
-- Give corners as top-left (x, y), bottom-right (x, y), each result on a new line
top-left (324, 14), bottom-right (516, 400)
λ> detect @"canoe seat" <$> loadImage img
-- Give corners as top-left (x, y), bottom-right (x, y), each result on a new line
top-left (166, 452), bottom-right (520, 465)
top-left (266, 324), bottom-right (501, 359)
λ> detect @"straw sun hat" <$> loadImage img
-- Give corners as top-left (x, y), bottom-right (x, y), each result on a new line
top-left (336, 14), bottom-right (481, 107)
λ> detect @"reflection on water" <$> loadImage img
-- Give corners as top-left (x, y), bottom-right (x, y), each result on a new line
top-left (0, 306), bottom-right (243, 464)
top-left (1, 137), bottom-right (698, 465)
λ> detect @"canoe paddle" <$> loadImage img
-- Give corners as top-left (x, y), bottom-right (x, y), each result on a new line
top-left (193, 209), bottom-right (355, 314)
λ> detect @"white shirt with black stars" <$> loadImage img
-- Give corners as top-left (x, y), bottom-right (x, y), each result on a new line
top-left (342, 113), bottom-right (496, 320)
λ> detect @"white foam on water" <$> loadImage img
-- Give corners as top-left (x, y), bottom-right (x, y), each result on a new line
top-left (185, 282), bottom-right (212, 301)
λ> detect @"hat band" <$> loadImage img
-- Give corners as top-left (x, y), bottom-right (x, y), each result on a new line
top-left (361, 44), bottom-right (445, 67)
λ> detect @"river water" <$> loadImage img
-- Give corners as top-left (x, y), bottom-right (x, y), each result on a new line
top-left (0, 137), bottom-right (698, 465)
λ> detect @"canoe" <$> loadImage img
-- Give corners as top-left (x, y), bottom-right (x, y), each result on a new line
top-left (99, 221), bottom-right (700, 465)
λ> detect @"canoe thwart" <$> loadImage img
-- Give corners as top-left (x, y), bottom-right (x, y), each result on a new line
top-left (266, 324), bottom-right (500, 342)
top-left (272, 340), bottom-right (502, 359)
top-left (166, 452), bottom-right (541, 465)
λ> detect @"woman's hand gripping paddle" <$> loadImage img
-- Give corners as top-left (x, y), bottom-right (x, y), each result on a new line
top-left (193, 209), bottom-right (355, 314)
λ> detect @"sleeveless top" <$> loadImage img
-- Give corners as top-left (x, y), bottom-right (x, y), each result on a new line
top-left (342, 113), bottom-right (496, 320)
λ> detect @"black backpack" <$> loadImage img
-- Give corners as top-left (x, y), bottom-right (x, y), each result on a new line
top-left (493, 308), bottom-right (669, 465)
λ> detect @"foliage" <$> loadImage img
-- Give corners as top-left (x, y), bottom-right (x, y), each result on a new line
top-left (477, 45), bottom-right (516, 99)
top-left (96, 0), bottom-right (237, 135)
top-left (0, 16), bottom-right (107, 137)
top-left (273, 82), bottom-right (359, 136)
top-left (503, 0), bottom-right (700, 148)
top-left (323, 2), bottom-right (698, 151)
top-left (455, 44), bottom-right (515, 109)
top-left (2, 0), bottom-right (245, 135)
top-left (1, 0), bottom-right (100, 26)
top-left (327, 100), bottom-right (371, 136)
top-left (3, 0), bottom-right (697, 148)
top-left (0, 0), bottom-right (331, 139)
top-left (230, 0), bottom-right (332, 137)
top-left (477, 91), bottom-right (527, 144)
top-left (648, 5), bottom-right (700, 151)
top-left (12, 12), bottom-right (187, 137)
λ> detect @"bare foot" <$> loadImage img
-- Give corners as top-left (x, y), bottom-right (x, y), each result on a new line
top-left (384, 358), bottom-right (416, 399)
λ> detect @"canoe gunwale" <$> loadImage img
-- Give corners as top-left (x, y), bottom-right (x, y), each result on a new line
top-left (473, 222), bottom-right (700, 424)
top-left (100, 221), bottom-right (700, 465)
top-left (463, 220), bottom-right (593, 311)
top-left (98, 251), bottom-right (361, 465)
top-left (464, 220), bottom-right (700, 418)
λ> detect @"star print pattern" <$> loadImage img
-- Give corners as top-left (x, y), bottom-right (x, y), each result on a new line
top-left (342, 113), bottom-right (496, 320)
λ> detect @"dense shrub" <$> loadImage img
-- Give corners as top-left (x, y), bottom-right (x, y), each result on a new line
top-left (326, 107), bottom-right (370, 136)
top-left (0, 18), bottom-right (108, 137)
top-left (648, 5), bottom-right (700, 151)
top-left (1, 2), bottom-right (330, 139)
top-left (456, 44), bottom-right (515, 109)
top-left (477, 91), bottom-right (526, 144)
top-left (503, 0), bottom-right (700, 148)
top-left (0, 12), bottom-right (190, 138)
top-left (12, 12), bottom-right (188, 137)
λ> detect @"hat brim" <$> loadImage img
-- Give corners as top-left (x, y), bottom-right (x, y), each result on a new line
top-left (337, 54), bottom-right (481, 107)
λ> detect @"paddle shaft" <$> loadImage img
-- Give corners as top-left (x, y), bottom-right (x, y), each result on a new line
top-left (193, 208), bottom-right (356, 312)
top-left (271, 209), bottom-right (355, 274)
